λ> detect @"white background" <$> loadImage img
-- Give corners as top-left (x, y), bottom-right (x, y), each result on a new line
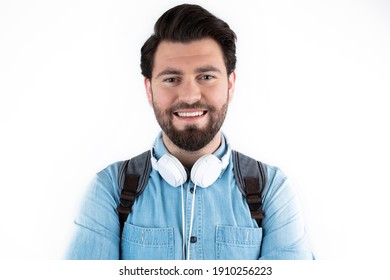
top-left (1, 0), bottom-right (389, 260)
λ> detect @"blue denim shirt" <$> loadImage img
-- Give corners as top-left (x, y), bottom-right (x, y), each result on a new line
top-left (66, 133), bottom-right (313, 260)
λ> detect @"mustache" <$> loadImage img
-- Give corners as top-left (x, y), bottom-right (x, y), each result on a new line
top-left (167, 101), bottom-right (216, 114)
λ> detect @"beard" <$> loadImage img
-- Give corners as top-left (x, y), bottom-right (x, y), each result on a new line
top-left (152, 97), bottom-right (229, 152)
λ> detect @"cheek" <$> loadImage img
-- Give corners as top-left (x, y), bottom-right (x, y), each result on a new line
top-left (152, 89), bottom-right (176, 109)
top-left (204, 85), bottom-right (229, 105)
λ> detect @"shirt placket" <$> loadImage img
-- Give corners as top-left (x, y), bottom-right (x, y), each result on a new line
top-left (184, 182), bottom-right (203, 259)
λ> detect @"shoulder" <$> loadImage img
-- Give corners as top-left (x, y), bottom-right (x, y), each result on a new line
top-left (232, 150), bottom-right (286, 180)
top-left (96, 161), bottom-right (123, 183)
top-left (232, 150), bottom-right (289, 195)
top-left (84, 161), bottom-right (124, 202)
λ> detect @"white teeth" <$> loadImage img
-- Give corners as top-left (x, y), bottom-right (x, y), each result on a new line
top-left (177, 111), bottom-right (204, 117)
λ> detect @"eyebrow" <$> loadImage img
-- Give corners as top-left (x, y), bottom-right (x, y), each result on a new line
top-left (155, 65), bottom-right (222, 79)
top-left (194, 65), bottom-right (222, 74)
top-left (155, 68), bottom-right (183, 79)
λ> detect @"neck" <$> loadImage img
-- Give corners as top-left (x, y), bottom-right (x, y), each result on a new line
top-left (162, 131), bottom-right (222, 169)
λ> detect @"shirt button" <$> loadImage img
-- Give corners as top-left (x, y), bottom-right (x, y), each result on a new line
top-left (190, 236), bottom-right (197, 243)
top-left (190, 187), bottom-right (194, 194)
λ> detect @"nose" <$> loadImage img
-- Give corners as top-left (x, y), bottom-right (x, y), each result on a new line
top-left (178, 79), bottom-right (201, 104)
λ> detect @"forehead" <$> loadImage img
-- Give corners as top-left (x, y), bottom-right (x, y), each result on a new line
top-left (152, 38), bottom-right (226, 76)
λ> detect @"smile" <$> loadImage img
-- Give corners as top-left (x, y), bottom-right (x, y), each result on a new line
top-left (174, 110), bottom-right (207, 118)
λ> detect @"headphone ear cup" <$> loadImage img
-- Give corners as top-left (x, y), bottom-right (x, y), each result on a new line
top-left (155, 154), bottom-right (187, 187)
top-left (191, 155), bottom-right (222, 188)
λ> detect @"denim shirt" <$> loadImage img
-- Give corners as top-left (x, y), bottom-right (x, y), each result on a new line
top-left (66, 133), bottom-right (313, 260)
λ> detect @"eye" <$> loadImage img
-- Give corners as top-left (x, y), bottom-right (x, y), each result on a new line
top-left (163, 77), bottom-right (177, 83)
top-left (200, 74), bottom-right (215, 80)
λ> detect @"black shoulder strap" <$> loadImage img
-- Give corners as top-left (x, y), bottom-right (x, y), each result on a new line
top-left (117, 150), bottom-right (151, 232)
top-left (232, 150), bottom-right (267, 227)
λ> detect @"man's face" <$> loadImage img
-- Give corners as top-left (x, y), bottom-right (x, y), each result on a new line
top-left (145, 38), bottom-right (235, 151)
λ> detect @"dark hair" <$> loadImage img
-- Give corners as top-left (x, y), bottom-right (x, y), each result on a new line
top-left (140, 4), bottom-right (237, 79)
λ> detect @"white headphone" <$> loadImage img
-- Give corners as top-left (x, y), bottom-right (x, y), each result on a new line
top-left (150, 144), bottom-right (231, 188)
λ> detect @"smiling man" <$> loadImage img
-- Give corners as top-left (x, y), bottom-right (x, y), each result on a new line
top-left (66, 4), bottom-right (313, 260)
top-left (146, 38), bottom-right (235, 167)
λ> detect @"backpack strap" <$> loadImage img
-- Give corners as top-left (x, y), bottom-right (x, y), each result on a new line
top-left (117, 150), bottom-right (151, 232)
top-left (232, 150), bottom-right (267, 227)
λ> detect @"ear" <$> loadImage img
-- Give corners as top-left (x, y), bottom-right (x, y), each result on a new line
top-left (144, 78), bottom-right (153, 107)
top-left (227, 71), bottom-right (236, 103)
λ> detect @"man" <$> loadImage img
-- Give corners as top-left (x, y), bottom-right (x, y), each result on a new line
top-left (66, 4), bottom-right (313, 260)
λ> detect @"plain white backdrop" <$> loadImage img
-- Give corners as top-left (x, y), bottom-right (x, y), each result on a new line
top-left (1, 0), bottom-right (389, 261)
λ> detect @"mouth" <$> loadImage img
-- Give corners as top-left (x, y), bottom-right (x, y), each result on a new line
top-left (173, 110), bottom-right (207, 118)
